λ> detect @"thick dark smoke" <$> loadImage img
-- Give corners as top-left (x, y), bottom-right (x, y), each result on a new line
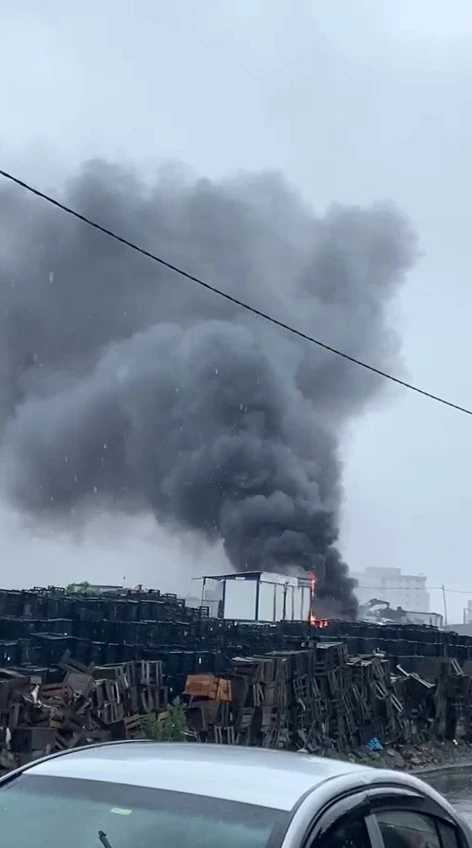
top-left (0, 161), bottom-right (417, 616)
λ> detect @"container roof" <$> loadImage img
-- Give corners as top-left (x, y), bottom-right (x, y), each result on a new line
top-left (196, 571), bottom-right (263, 581)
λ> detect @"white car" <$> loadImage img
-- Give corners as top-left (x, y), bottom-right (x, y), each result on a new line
top-left (0, 741), bottom-right (469, 848)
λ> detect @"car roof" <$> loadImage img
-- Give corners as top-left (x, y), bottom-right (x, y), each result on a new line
top-left (24, 741), bottom-right (381, 811)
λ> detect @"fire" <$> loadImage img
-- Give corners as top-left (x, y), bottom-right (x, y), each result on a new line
top-left (309, 613), bottom-right (329, 628)
top-left (308, 572), bottom-right (329, 629)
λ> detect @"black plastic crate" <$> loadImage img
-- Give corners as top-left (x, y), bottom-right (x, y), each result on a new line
top-left (31, 634), bottom-right (73, 666)
top-left (0, 640), bottom-right (18, 665)
top-left (34, 618), bottom-right (73, 636)
top-left (88, 641), bottom-right (106, 665)
top-left (104, 643), bottom-right (120, 665)
top-left (0, 617), bottom-right (39, 639)
top-left (17, 638), bottom-right (32, 665)
top-left (0, 591), bottom-right (23, 617)
top-left (67, 637), bottom-right (90, 664)
top-left (45, 665), bottom-right (66, 683)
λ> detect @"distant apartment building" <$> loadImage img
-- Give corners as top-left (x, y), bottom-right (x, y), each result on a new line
top-left (351, 566), bottom-right (430, 613)
top-left (464, 600), bottom-right (472, 624)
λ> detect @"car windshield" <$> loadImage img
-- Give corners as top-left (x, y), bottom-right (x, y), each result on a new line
top-left (0, 772), bottom-right (286, 848)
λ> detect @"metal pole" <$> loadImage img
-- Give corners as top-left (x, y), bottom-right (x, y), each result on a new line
top-left (441, 585), bottom-right (448, 626)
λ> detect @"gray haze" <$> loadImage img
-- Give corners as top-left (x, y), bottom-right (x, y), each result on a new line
top-left (0, 165), bottom-right (415, 614)
top-left (1, 1), bottom-right (471, 619)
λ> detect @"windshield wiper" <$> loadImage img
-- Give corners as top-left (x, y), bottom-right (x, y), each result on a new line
top-left (98, 831), bottom-right (113, 848)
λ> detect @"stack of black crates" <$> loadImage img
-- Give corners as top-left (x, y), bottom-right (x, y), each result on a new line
top-left (0, 588), bottom-right (467, 701)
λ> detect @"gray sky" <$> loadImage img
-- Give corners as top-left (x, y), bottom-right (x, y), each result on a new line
top-left (1, 0), bottom-right (471, 619)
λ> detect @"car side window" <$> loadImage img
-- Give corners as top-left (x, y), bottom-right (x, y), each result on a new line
top-left (316, 815), bottom-right (372, 848)
top-left (375, 810), bottom-right (442, 848)
top-left (437, 821), bottom-right (463, 848)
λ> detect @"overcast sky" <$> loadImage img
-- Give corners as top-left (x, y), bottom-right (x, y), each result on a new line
top-left (1, 0), bottom-right (471, 620)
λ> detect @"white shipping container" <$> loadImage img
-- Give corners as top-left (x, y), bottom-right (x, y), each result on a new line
top-left (224, 578), bottom-right (257, 620)
top-left (197, 571), bottom-right (312, 622)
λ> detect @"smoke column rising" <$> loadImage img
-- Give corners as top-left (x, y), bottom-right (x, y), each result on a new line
top-left (0, 161), bottom-right (417, 616)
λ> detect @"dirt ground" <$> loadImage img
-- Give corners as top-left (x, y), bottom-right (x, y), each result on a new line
top-left (338, 739), bottom-right (472, 772)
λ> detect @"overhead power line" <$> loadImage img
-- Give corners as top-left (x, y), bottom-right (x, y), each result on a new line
top-left (428, 587), bottom-right (472, 596)
top-left (1, 167), bottom-right (471, 417)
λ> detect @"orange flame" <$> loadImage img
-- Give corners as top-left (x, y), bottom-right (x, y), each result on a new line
top-left (308, 572), bottom-right (329, 628)
top-left (310, 614), bottom-right (329, 628)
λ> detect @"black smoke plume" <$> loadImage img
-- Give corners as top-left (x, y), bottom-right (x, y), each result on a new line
top-left (0, 161), bottom-right (417, 616)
